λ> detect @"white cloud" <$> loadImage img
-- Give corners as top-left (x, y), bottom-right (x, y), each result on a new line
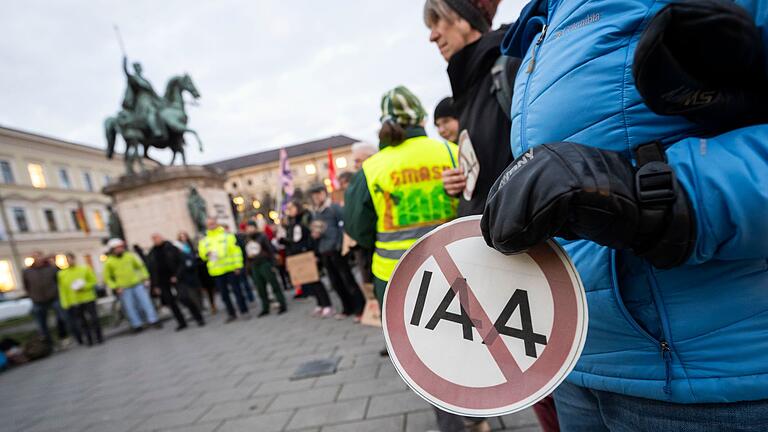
top-left (0, 0), bottom-right (526, 164)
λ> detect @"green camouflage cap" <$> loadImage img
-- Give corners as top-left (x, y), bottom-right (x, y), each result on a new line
top-left (380, 85), bottom-right (427, 127)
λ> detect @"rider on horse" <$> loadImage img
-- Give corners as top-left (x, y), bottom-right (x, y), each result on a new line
top-left (122, 56), bottom-right (163, 138)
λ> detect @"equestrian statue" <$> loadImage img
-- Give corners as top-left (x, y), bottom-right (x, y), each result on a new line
top-left (105, 56), bottom-right (203, 174)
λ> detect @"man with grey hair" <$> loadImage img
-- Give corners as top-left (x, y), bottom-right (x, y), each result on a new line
top-left (351, 141), bottom-right (378, 171)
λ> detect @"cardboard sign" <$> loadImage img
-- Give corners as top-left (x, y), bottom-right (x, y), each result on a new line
top-left (286, 252), bottom-right (320, 285)
top-left (383, 216), bottom-right (588, 417)
top-left (458, 130), bottom-right (479, 201)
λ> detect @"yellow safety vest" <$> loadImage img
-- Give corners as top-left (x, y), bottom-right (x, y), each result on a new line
top-left (363, 135), bottom-right (458, 281)
top-left (198, 227), bottom-right (244, 277)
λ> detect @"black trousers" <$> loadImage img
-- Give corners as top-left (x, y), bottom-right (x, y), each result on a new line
top-left (321, 253), bottom-right (365, 315)
top-left (159, 283), bottom-right (204, 326)
top-left (305, 281), bottom-right (332, 308)
top-left (67, 301), bottom-right (103, 345)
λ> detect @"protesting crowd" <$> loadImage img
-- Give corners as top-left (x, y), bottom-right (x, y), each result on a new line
top-left (9, 0), bottom-right (768, 430)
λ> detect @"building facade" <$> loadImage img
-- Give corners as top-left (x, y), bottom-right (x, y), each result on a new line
top-left (0, 126), bottom-right (125, 298)
top-left (207, 135), bottom-right (365, 222)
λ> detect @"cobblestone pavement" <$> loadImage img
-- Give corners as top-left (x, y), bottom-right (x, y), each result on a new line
top-left (0, 297), bottom-right (540, 432)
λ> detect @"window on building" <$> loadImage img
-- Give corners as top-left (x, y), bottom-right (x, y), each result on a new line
top-left (58, 168), bottom-right (72, 189)
top-left (247, 178), bottom-right (253, 186)
top-left (92, 210), bottom-right (105, 231)
top-left (305, 163), bottom-right (317, 175)
top-left (28, 164), bottom-right (46, 188)
top-left (71, 210), bottom-right (82, 231)
top-left (336, 157), bottom-right (348, 169)
top-left (0, 160), bottom-right (14, 184)
top-left (43, 209), bottom-right (58, 232)
top-left (83, 172), bottom-right (94, 192)
top-left (12, 207), bottom-right (29, 233)
top-left (103, 174), bottom-right (112, 186)
top-left (232, 181), bottom-right (238, 189)
top-left (0, 260), bottom-right (15, 293)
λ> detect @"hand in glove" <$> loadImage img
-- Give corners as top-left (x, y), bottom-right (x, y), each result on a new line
top-left (480, 142), bottom-right (696, 269)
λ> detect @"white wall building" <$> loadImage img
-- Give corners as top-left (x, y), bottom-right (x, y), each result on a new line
top-left (0, 126), bottom-right (124, 299)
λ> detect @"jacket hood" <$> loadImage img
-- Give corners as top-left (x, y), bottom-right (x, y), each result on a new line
top-left (447, 26), bottom-right (508, 100)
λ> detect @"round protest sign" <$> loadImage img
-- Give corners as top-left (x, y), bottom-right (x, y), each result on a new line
top-left (382, 216), bottom-right (587, 417)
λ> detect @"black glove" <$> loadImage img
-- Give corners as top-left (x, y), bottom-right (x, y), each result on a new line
top-left (481, 142), bottom-right (696, 269)
top-left (633, 0), bottom-right (768, 133)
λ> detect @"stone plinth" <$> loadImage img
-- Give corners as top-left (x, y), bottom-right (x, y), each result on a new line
top-left (103, 166), bottom-right (235, 249)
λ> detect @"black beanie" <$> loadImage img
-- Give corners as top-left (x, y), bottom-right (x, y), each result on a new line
top-left (443, 0), bottom-right (500, 33)
top-left (434, 97), bottom-right (458, 124)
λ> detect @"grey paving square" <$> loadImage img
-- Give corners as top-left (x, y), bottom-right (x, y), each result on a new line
top-left (268, 386), bottom-right (340, 412)
top-left (287, 399), bottom-right (368, 430)
top-left (217, 410), bottom-right (293, 432)
top-left (321, 415), bottom-right (404, 432)
top-left (197, 395), bottom-right (274, 422)
top-left (367, 390), bottom-right (432, 418)
top-left (337, 377), bottom-right (407, 400)
top-left (133, 406), bottom-right (208, 431)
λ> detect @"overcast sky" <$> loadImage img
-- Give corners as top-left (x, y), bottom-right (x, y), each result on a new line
top-left (0, 1), bottom-right (526, 164)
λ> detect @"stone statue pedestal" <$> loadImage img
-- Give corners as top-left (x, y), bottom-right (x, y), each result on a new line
top-left (103, 166), bottom-right (235, 249)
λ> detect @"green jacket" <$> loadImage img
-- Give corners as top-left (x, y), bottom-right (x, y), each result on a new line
top-left (343, 170), bottom-right (376, 250)
top-left (103, 252), bottom-right (149, 290)
top-left (198, 227), bottom-right (244, 276)
top-left (57, 265), bottom-right (98, 309)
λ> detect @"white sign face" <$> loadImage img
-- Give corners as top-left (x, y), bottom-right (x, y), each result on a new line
top-left (383, 216), bottom-right (588, 417)
top-left (458, 130), bottom-right (479, 202)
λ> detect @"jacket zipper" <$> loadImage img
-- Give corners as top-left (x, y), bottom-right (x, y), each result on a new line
top-left (610, 251), bottom-right (674, 395)
top-left (645, 262), bottom-right (675, 395)
top-left (519, 23), bottom-right (548, 153)
top-left (526, 24), bottom-right (548, 73)
top-left (660, 340), bottom-right (673, 395)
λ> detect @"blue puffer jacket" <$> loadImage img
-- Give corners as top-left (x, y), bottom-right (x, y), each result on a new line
top-left (502, 0), bottom-right (768, 403)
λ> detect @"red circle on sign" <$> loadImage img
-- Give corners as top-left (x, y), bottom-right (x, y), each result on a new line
top-left (384, 217), bottom-right (582, 412)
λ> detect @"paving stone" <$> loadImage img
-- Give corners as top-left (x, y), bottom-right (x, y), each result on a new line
top-left (405, 410), bottom-right (438, 432)
top-left (338, 377), bottom-right (407, 400)
top-left (268, 386), bottom-right (340, 411)
top-left (321, 415), bottom-right (404, 432)
top-left (498, 409), bottom-right (540, 429)
top-left (312, 364), bottom-right (379, 387)
top-left (252, 377), bottom-right (317, 396)
top-left (216, 410), bottom-right (293, 432)
top-left (133, 406), bottom-right (208, 431)
top-left (287, 399), bottom-right (368, 430)
top-left (83, 417), bottom-right (144, 432)
top-left (189, 386), bottom-right (257, 407)
top-left (367, 391), bottom-right (431, 418)
top-left (197, 395), bottom-right (274, 422)
top-left (157, 421), bottom-right (222, 432)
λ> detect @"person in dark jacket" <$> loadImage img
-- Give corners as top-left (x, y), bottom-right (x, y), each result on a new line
top-left (244, 221), bottom-right (286, 316)
top-left (309, 183), bottom-right (366, 320)
top-left (148, 233), bottom-right (204, 330)
top-left (434, 96), bottom-right (460, 142)
top-left (282, 200), bottom-right (333, 317)
top-left (230, 226), bottom-right (256, 304)
top-left (178, 230), bottom-right (217, 314)
top-left (425, 0), bottom-right (517, 218)
top-left (23, 251), bottom-right (69, 346)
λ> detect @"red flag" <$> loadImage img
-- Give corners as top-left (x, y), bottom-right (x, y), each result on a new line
top-left (327, 147), bottom-right (339, 191)
top-left (76, 202), bottom-right (90, 234)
